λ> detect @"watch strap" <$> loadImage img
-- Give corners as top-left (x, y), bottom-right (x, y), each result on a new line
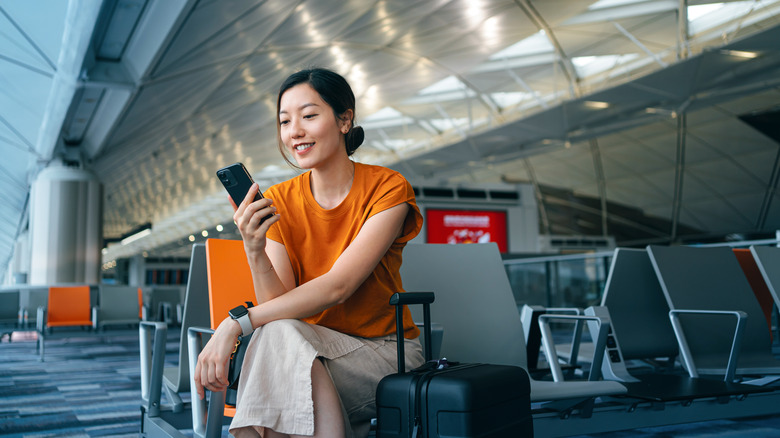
top-left (236, 313), bottom-right (253, 337)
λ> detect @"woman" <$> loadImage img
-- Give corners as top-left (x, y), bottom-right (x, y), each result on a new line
top-left (194, 68), bottom-right (425, 437)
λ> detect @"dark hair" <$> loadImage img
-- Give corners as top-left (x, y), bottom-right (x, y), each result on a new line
top-left (276, 68), bottom-right (365, 166)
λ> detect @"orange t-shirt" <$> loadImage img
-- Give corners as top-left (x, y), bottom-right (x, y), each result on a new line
top-left (264, 163), bottom-right (423, 339)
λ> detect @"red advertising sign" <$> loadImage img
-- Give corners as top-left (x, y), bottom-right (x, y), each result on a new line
top-left (426, 209), bottom-right (508, 253)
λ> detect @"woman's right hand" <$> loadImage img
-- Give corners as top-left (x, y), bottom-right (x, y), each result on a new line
top-left (193, 317), bottom-right (243, 400)
top-left (230, 183), bottom-right (280, 258)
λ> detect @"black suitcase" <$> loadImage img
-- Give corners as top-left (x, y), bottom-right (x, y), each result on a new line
top-left (376, 292), bottom-right (533, 438)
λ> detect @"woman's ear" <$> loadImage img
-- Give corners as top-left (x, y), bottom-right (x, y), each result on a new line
top-left (339, 109), bottom-right (353, 133)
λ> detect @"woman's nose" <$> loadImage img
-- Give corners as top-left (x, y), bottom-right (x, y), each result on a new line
top-left (289, 121), bottom-right (305, 138)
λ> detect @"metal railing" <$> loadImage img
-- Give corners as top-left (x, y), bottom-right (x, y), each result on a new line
top-left (502, 237), bottom-right (780, 310)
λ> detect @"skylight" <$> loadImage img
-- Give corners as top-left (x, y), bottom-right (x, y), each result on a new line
top-left (687, 1), bottom-right (776, 35)
top-left (490, 92), bottom-right (531, 109)
top-left (687, 3), bottom-right (725, 21)
top-left (588, 0), bottom-right (648, 10)
top-left (361, 107), bottom-right (415, 130)
top-left (571, 54), bottom-right (641, 77)
top-left (489, 30), bottom-right (553, 59)
top-left (418, 75), bottom-right (467, 95)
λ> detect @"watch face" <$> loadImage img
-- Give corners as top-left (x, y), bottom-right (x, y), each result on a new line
top-left (229, 305), bottom-right (248, 318)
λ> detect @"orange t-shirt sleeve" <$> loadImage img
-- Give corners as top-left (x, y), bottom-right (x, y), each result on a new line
top-left (366, 174), bottom-right (423, 244)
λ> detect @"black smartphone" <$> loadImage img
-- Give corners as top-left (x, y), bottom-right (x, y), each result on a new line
top-left (216, 162), bottom-right (262, 206)
top-left (216, 163), bottom-right (273, 223)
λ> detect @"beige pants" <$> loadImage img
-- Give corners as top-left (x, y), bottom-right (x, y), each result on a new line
top-left (229, 319), bottom-right (424, 438)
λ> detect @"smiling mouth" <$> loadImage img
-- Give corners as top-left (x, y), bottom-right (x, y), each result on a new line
top-left (295, 143), bottom-right (313, 152)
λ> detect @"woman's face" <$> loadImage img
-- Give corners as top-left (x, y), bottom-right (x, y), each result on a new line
top-left (278, 83), bottom-right (351, 169)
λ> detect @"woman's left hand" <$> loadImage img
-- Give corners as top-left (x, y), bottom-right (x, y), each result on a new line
top-left (193, 317), bottom-right (243, 399)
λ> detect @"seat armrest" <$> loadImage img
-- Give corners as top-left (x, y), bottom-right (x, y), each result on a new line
top-left (188, 326), bottom-right (225, 438)
top-left (668, 309), bottom-right (747, 382)
top-left (538, 314), bottom-right (611, 383)
top-left (545, 307), bottom-right (585, 367)
top-left (36, 306), bottom-right (46, 333)
top-left (139, 321), bottom-right (168, 416)
top-left (92, 306), bottom-right (99, 330)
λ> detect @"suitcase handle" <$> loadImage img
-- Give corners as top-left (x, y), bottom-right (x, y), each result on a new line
top-left (389, 292), bottom-right (435, 373)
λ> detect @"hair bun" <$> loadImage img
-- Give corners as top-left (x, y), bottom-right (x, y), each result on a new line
top-left (345, 126), bottom-right (365, 156)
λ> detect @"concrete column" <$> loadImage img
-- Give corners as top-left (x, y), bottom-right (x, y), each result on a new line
top-left (128, 254), bottom-right (146, 286)
top-left (28, 162), bottom-right (102, 284)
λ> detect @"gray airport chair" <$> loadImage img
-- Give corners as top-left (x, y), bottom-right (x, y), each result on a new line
top-left (140, 243), bottom-right (213, 434)
top-left (399, 243), bottom-right (627, 405)
top-left (93, 285), bottom-right (140, 330)
top-left (149, 286), bottom-right (184, 324)
top-left (597, 248), bottom-right (678, 371)
top-left (19, 287), bottom-right (48, 328)
top-left (647, 245), bottom-right (780, 381)
top-left (0, 290), bottom-right (20, 339)
top-left (589, 248), bottom-right (770, 402)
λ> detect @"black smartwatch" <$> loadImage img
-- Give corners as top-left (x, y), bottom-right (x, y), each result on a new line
top-left (229, 304), bottom-right (253, 337)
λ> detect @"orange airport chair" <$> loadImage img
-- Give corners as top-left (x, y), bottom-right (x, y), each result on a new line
top-left (733, 248), bottom-right (776, 339)
top-left (138, 288), bottom-right (144, 320)
top-left (37, 285), bottom-right (93, 361)
top-left (188, 238), bottom-right (257, 435)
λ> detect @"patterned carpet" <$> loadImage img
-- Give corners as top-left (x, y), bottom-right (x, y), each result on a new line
top-left (2, 328), bottom-right (780, 437)
top-left (0, 328), bottom-right (176, 438)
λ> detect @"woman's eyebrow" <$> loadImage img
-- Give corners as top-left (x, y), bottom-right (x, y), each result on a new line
top-left (280, 102), bottom-right (320, 115)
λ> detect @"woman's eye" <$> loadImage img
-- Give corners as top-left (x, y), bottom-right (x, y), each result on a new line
top-left (279, 119), bottom-right (289, 125)
top-left (303, 113), bottom-right (317, 119)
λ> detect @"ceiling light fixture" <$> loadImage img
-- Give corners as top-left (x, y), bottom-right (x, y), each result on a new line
top-left (584, 100), bottom-right (610, 109)
top-left (121, 223), bottom-right (152, 245)
top-left (720, 49), bottom-right (758, 59)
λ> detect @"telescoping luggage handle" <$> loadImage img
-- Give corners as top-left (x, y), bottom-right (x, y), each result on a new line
top-left (389, 292), bottom-right (434, 373)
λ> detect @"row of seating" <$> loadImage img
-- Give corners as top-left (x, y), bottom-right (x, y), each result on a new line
top-left (0, 283), bottom-right (187, 360)
top-left (138, 240), bottom-right (780, 438)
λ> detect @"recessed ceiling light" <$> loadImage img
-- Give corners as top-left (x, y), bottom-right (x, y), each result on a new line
top-left (584, 101), bottom-right (610, 109)
top-left (721, 49), bottom-right (758, 59)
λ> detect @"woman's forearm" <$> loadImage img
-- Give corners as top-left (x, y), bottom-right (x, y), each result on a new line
top-left (246, 250), bottom-right (289, 304)
top-left (246, 272), bottom-right (349, 329)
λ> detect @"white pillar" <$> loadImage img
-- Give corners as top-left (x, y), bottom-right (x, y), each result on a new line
top-left (29, 162), bottom-right (102, 284)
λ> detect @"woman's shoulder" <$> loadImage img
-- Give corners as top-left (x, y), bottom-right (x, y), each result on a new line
top-left (356, 162), bottom-right (408, 186)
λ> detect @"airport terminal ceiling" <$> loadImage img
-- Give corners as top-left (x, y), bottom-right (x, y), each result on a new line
top-left (2, 0), bottom-right (780, 279)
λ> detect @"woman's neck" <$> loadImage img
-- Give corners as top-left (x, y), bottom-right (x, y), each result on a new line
top-left (309, 158), bottom-right (355, 210)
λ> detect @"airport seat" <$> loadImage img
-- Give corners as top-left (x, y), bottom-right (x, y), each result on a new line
top-left (163, 244), bottom-right (211, 411)
top-left (399, 243), bottom-right (627, 407)
top-left (597, 248), bottom-right (679, 369)
top-left (733, 248), bottom-right (776, 338)
top-left (149, 286), bottom-right (184, 324)
top-left (744, 245), bottom-right (780, 339)
top-left (92, 285), bottom-right (140, 330)
top-left (19, 287), bottom-right (48, 328)
top-left (520, 304), bottom-right (585, 378)
top-left (138, 288), bottom-right (145, 320)
top-left (589, 248), bottom-right (770, 402)
top-left (186, 238), bottom-right (258, 437)
top-left (140, 243), bottom-right (222, 437)
top-left (36, 285), bottom-right (93, 361)
top-left (647, 245), bottom-right (780, 381)
top-left (0, 290), bottom-right (20, 339)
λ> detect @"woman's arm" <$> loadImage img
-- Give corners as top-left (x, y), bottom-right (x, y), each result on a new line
top-left (194, 201), bottom-right (409, 397)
